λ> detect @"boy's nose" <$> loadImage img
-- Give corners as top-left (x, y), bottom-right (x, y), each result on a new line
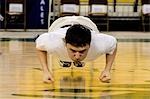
top-left (74, 52), bottom-right (82, 59)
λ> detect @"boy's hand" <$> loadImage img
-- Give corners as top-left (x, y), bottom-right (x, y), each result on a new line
top-left (99, 70), bottom-right (111, 83)
top-left (43, 71), bottom-right (54, 83)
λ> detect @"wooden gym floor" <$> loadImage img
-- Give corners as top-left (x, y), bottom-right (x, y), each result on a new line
top-left (0, 31), bottom-right (150, 99)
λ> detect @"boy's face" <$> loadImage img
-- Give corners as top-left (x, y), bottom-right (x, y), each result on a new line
top-left (66, 43), bottom-right (90, 62)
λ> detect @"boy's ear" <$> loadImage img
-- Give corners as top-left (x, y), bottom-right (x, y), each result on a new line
top-left (62, 38), bottom-right (66, 43)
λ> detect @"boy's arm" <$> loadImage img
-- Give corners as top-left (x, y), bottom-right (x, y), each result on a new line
top-left (37, 49), bottom-right (54, 83)
top-left (99, 45), bottom-right (117, 83)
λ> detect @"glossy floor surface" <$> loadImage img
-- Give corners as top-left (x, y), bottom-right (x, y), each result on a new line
top-left (0, 33), bottom-right (150, 99)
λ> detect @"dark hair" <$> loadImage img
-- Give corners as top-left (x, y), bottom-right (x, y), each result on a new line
top-left (65, 24), bottom-right (91, 47)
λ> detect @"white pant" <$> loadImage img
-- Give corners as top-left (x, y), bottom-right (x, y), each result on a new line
top-left (0, 14), bottom-right (4, 21)
top-left (48, 16), bottom-right (100, 33)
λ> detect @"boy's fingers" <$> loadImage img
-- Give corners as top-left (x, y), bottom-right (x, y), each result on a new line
top-left (43, 79), bottom-right (54, 83)
top-left (100, 76), bottom-right (111, 83)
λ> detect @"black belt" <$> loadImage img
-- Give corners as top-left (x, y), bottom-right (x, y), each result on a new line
top-left (61, 25), bottom-right (72, 28)
top-left (61, 24), bottom-right (92, 30)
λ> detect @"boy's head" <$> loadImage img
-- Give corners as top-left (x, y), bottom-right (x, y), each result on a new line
top-left (65, 24), bottom-right (91, 47)
top-left (65, 24), bottom-right (91, 62)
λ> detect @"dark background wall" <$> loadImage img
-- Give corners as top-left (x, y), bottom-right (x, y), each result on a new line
top-left (0, 0), bottom-right (5, 29)
top-left (0, 0), bottom-right (49, 29)
top-left (26, 0), bottom-right (49, 29)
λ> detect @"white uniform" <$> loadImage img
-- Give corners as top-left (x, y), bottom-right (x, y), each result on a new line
top-left (36, 27), bottom-right (117, 62)
top-left (48, 16), bottom-right (100, 33)
top-left (0, 14), bottom-right (4, 21)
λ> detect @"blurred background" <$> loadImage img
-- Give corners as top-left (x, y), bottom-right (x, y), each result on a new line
top-left (0, 0), bottom-right (149, 32)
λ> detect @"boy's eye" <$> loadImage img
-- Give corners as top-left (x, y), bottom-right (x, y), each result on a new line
top-left (79, 50), bottom-right (86, 53)
top-left (71, 49), bottom-right (76, 52)
top-left (70, 49), bottom-right (86, 53)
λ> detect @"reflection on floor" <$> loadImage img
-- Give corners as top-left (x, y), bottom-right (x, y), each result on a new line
top-left (0, 38), bottom-right (150, 99)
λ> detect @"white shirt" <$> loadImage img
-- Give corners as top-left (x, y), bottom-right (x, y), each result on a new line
top-left (36, 27), bottom-right (117, 62)
top-left (48, 16), bottom-right (100, 33)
